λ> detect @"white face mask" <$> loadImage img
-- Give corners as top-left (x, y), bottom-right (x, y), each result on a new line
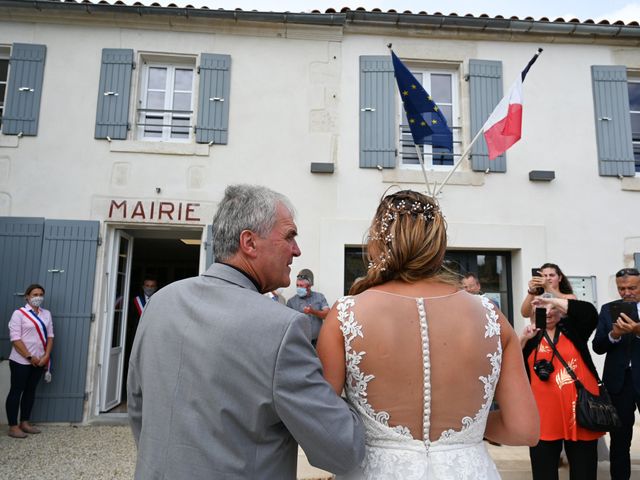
top-left (29, 296), bottom-right (44, 308)
top-left (143, 287), bottom-right (157, 297)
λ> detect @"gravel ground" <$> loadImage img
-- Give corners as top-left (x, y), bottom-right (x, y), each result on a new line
top-left (0, 424), bottom-right (136, 480)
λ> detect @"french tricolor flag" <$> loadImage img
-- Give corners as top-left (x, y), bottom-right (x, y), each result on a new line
top-left (482, 49), bottom-right (542, 160)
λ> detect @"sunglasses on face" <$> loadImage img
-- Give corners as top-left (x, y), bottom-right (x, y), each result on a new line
top-left (616, 268), bottom-right (640, 278)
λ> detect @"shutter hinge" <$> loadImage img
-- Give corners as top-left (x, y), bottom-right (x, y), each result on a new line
top-left (132, 61), bottom-right (136, 70)
top-left (197, 66), bottom-right (200, 74)
top-left (97, 235), bottom-right (102, 246)
top-left (193, 125), bottom-right (197, 134)
top-left (84, 391), bottom-right (90, 401)
top-left (395, 149), bottom-right (398, 157)
top-left (90, 313), bottom-right (95, 323)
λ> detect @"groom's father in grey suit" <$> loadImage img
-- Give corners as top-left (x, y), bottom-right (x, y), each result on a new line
top-left (128, 185), bottom-right (364, 479)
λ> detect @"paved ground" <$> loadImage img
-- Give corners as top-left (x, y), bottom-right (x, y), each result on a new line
top-left (1, 422), bottom-right (640, 479)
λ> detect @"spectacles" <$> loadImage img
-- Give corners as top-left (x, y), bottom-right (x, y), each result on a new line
top-left (616, 268), bottom-right (640, 277)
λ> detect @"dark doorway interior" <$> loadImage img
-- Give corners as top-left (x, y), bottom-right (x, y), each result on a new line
top-left (116, 233), bottom-right (200, 412)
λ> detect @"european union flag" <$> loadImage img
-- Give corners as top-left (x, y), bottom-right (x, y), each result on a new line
top-left (391, 51), bottom-right (453, 153)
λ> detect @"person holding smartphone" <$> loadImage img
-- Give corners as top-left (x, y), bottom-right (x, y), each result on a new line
top-left (592, 267), bottom-right (640, 480)
top-left (521, 263), bottom-right (577, 319)
top-left (520, 296), bottom-right (603, 480)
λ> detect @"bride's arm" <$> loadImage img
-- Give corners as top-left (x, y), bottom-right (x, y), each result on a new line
top-left (316, 303), bottom-right (346, 395)
top-left (484, 313), bottom-right (540, 446)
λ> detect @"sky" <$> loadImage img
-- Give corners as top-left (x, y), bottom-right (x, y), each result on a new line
top-left (133, 0), bottom-right (640, 23)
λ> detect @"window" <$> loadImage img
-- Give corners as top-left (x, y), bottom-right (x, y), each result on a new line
top-left (137, 59), bottom-right (196, 142)
top-left (343, 246), bottom-right (513, 323)
top-left (0, 47), bottom-right (10, 131)
top-left (399, 68), bottom-right (460, 168)
top-left (629, 79), bottom-right (640, 173)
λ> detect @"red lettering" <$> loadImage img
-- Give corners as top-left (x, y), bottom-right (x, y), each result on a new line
top-left (186, 203), bottom-right (201, 222)
top-left (108, 200), bottom-right (127, 218)
top-left (178, 202), bottom-right (183, 221)
top-left (158, 202), bottom-right (174, 220)
top-left (150, 201), bottom-right (155, 220)
top-left (131, 201), bottom-right (146, 219)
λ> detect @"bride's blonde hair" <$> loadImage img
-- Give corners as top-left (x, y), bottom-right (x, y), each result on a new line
top-left (350, 190), bottom-right (454, 295)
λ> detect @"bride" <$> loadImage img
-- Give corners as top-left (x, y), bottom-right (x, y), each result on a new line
top-left (317, 190), bottom-right (539, 479)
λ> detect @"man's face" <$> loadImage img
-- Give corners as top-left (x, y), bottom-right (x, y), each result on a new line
top-left (462, 277), bottom-right (481, 294)
top-left (296, 279), bottom-right (311, 296)
top-left (617, 275), bottom-right (640, 302)
top-left (254, 203), bottom-right (301, 292)
top-left (143, 280), bottom-right (158, 296)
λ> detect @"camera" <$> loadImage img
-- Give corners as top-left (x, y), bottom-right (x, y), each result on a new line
top-left (533, 359), bottom-right (555, 381)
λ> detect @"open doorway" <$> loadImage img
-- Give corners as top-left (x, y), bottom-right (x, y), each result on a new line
top-left (100, 226), bottom-right (202, 414)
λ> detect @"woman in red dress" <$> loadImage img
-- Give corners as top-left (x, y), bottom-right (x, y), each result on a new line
top-left (520, 296), bottom-right (603, 480)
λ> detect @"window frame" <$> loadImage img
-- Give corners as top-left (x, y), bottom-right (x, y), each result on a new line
top-left (0, 46), bottom-right (11, 132)
top-left (628, 77), bottom-right (640, 175)
top-left (397, 65), bottom-right (461, 171)
top-left (136, 56), bottom-right (197, 143)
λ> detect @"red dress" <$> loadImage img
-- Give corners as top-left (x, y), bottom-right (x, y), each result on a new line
top-left (527, 332), bottom-right (604, 441)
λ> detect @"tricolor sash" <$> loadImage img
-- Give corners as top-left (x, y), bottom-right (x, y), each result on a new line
top-left (134, 295), bottom-right (146, 316)
top-left (18, 307), bottom-right (51, 371)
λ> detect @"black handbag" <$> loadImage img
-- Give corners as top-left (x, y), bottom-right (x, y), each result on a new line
top-left (543, 331), bottom-right (621, 432)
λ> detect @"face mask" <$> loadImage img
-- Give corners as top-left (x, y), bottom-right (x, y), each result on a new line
top-left (143, 287), bottom-right (157, 297)
top-left (29, 296), bottom-right (44, 308)
top-left (296, 287), bottom-right (308, 298)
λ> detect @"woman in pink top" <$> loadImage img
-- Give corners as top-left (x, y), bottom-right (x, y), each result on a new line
top-left (5, 284), bottom-right (54, 439)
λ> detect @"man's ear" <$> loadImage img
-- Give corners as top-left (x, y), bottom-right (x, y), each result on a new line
top-left (238, 230), bottom-right (259, 258)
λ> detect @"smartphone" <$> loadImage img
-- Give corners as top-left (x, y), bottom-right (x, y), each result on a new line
top-left (530, 268), bottom-right (544, 295)
top-left (535, 307), bottom-right (547, 330)
top-left (610, 302), bottom-right (640, 322)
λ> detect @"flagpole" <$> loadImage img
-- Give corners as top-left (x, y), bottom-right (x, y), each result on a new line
top-left (433, 128), bottom-right (483, 197)
top-left (414, 144), bottom-right (434, 196)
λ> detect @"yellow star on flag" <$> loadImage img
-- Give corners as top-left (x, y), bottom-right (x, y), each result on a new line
top-left (409, 118), bottom-right (415, 124)
top-left (411, 84), bottom-right (417, 90)
top-left (420, 121), bottom-right (426, 126)
top-left (402, 90), bottom-right (409, 96)
top-left (432, 119), bottom-right (438, 125)
top-left (433, 106), bottom-right (439, 111)
top-left (427, 95), bottom-right (432, 101)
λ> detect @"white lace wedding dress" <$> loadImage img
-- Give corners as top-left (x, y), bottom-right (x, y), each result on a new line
top-left (335, 290), bottom-right (502, 479)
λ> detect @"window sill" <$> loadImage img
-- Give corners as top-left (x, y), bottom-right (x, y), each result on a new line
top-left (0, 135), bottom-right (19, 148)
top-left (621, 176), bottom-right (640, 192)
top-left (109, 140), bottom-right (210, 156)
top-left (382, 168), bottom-right (485, 187)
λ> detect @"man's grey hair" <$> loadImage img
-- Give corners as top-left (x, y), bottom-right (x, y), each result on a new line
top-left (212, 184), bottom-right (294, 262)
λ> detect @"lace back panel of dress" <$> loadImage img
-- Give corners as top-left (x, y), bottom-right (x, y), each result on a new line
top-left (338, 291), bottom-right (501, 444)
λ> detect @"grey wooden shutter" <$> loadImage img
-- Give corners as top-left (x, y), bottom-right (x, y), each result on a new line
top-left (360, 56), bottom-right (396, 168)
top-left (196, 54), bottom-right (231, 144)
top-left (2, 44), bottom-right (46, 136)
top-left (591, 66), bottom-right (635, 176)
top-left (469, 59), bottom-right (506, 172)
top-left (95, 48), bottom-right (134, 140)
top-left (31, 220), bottom-right (99, 422)
top-left (0, 218), bottom-right (44, 359)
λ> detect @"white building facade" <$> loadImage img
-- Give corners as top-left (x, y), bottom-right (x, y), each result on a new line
top-left (0, 0), bottom-right (638, 423)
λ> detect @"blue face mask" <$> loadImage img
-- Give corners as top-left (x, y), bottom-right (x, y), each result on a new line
top-left (296, 287), bottom-right (308, 298)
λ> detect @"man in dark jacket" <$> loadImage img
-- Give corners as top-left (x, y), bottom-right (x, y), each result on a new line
top-left (593, 268), bottom-right (640, 480)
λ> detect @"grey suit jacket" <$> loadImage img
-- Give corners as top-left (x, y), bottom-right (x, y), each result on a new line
top-left (128, 263), bottom-right (365, 479)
